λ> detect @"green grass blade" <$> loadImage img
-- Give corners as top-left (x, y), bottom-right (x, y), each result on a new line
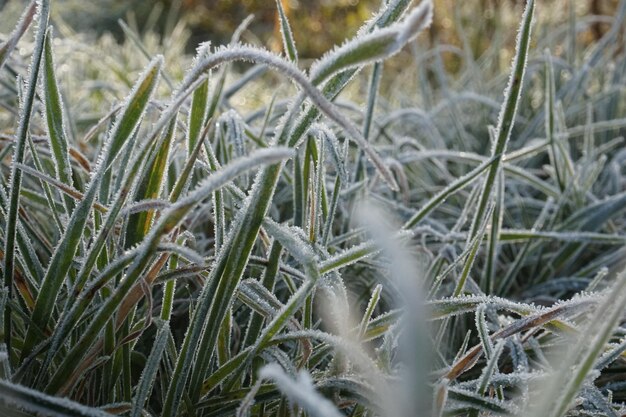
top-left (545, 50), bottom-right (565, 193)
top-left (275, 0), bottom-right (298, 62)
top-left (42, 27), bottom-right (74, 213)
top-left (25, 130), bottom-right (65, 233)
top-left (187, 78), bottom-right (209, 156)
top-left (0, 184), bottom-right (44, 284)
top-left (125, 117), bottom-right (176, 248)
top-left (447, 387), bottom-right (515, 415)
top-left (98, 56), bottom-right (164, 204)
top-left (403, 155), bottom-right (498, 229)
top-left (242, 240), bottom-right (283, 349)
top-left (354, 62), bottom-right (383, 181)
top-left (483, 171), bottom-right (503, 293)
top-left (293, 154), bottom-right (305, 227)
top-left (3, 0), bottom-right (50, 361)
top-left (358, 284), bottom-right (382, 339)
top-left (169, 120), bottom-right (214, 203)
top-left (130, 322), bottom-right (170, 417)
top-left (468, 0), bottom-right (535, 240)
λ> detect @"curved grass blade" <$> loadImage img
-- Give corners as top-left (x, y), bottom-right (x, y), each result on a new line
top-left (310, 1), bottom-right (433, 84)
top-left (0, 379), bottom-right (112, 417)
top-left (183, 45), bottom-right (398, 190)
top-left (258, 364), bottom-right (343, 417)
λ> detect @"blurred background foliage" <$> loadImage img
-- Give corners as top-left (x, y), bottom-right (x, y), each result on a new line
top-left (1, 0), bottom-right (621, 66)
top-left (1, 0), bottom-right (623, 121)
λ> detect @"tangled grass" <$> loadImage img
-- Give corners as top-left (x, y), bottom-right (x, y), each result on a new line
top-left (0, 0), bottom-right (625, 416)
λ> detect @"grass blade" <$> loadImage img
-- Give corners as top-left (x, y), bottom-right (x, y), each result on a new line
top-left (125, 117), bottom-right (175, 248)
top-left (3, 0), bottom-right (50, 361)
top-left (258, 364), bottom-right (343, 417)
top-left (42, 27), bottom-right (74, 212)
top-left (130, 322), bottom-right (170, 417)
top-left (468, 0), bottom-right (535, 240)
top-left (275, 0), bottom-right (298, 62)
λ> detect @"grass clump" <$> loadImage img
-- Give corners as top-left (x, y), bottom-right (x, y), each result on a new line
top-left (0, 0), bottom-right (625, 416)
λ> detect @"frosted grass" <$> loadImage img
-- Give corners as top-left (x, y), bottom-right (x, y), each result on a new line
top-left (1, 0), bottom-right (625, 416)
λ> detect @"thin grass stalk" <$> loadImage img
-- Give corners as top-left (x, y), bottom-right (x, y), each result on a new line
top-left (467, 0), bottom-right (535, 243)
top-left (483, 170), bottom-right (504, 294)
